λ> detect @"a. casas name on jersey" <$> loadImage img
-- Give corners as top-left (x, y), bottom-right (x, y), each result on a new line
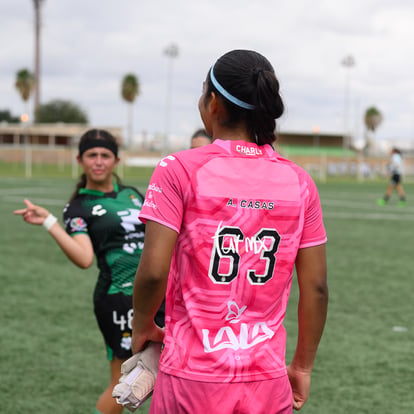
top-left (226, 198), bottom-right (274, 210)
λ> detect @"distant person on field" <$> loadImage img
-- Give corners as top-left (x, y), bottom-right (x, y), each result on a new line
top-left (14, 129), bottom-right (164, 414)
top-left (377, 147), bottom-right (406, 207)
top-left (190, 128), bottom-right (212, 148)
top-left (131, 49), bottom-right (328, 413)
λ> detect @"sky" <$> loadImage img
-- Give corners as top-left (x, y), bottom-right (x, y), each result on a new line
top-left (1, 0), bottom-right (414, 148)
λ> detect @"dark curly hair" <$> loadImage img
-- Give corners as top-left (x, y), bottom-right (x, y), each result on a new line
top-left (204, 49), bottom-right (284, 146)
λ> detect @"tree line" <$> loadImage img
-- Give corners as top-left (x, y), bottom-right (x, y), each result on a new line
top-left (3, 68), bottom-right (382, 153)
top-left (2, 68), bottom-right (140, 130)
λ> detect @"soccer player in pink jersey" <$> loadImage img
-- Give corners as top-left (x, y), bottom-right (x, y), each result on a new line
top-left (131, 49), bottom-right (328, 413)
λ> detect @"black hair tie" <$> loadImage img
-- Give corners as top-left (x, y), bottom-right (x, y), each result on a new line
top-left (252, 68), bottom-right (264, 82)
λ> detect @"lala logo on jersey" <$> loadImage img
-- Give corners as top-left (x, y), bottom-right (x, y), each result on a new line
top-left (225, 301), bottom-right (246, 324)
top-left (70, 217), bottom-right (87, 232)
top-left (202, 300), bottom-right (275, 353)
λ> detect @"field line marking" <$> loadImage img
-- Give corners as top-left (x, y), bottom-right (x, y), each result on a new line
top-left (3, 196), bottom-right (65, 206)
top-left (323, 211), bottom-right (414, 221)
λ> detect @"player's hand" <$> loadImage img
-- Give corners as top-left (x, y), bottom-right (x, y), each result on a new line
top-left (131, 323), bottom-right (164, 354)
top-left (287, 364), bottom-right (312, 411)
top-left (113, 341), bottom-right (162, 411)
top-left (13, 199), bottom-right (50, 226)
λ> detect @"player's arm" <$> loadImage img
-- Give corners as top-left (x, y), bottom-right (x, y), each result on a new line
top-left (131, 219), bottom-right (178, 353)
top-left (288, 243), bottom-right (328, 411)
top-left (14, 198), bottom-right (94, 269)
top-left (48, 226), bottom-right (94, 268)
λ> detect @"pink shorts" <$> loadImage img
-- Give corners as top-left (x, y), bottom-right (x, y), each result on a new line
top-left (149, 371), bottom-right (293, 414)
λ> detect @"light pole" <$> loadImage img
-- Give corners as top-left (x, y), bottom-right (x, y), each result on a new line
top-left (312, 125), bottom-right (320, 149)
top-left (33, 0), bottom-right (45, 120)
top-left (341, 54), bottom-right (355, 152)
top-left (163, 43), bottom-right (179, 155)
top-left (21, 113), bottom-right (32, 178)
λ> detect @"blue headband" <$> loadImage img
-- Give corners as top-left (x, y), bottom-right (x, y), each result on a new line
top-left (209, 63), bottom-right (255, 110)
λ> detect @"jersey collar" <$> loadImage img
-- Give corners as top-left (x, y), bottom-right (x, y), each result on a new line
top-left (79, 182), bottom-right (119, 196)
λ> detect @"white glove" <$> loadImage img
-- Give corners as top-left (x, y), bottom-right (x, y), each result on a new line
top-left (112, 341), bottom-right (162, 412)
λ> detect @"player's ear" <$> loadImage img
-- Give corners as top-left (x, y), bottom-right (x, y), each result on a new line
top-left (208, 92), bottom-right (219, 115)
top-left (209, 92), bottom-right (228, 121)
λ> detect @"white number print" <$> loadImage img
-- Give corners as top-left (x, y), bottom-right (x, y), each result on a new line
top-left (112, 309), bottom-right (133, 331)
top-left (209, 222), bottom-right (280, 285)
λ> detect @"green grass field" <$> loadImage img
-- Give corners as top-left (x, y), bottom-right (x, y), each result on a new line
top-left (1, 171), bottom-right (413, 413)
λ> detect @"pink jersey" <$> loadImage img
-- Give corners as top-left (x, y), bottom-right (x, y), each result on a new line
top-left (140, 139), bottom-right (327, 382)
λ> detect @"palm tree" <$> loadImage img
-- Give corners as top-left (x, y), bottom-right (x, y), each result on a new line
top-left (121, 73), bottom-right (140, 148)
top-left (15, 68), bottom-right (35, 121)
top-left (364, 106), bottom-right (383, 154)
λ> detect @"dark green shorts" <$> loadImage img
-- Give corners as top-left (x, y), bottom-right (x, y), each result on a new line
top-left (94, 293), bottom-right (134, 360)
top-left (94, 293), bottom-right (166, 361)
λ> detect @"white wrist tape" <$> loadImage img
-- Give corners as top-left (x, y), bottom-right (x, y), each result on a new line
top-left (42, 214), bottom-right (57, 231)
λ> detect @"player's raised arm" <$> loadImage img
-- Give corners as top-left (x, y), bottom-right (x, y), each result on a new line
top-left (14, 198), bottom-right (94, 268)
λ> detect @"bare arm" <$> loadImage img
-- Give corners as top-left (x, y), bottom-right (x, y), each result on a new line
top-left (131, 220), bottom-right (178, 353)
top-left (288, 244), bottom-right (328, 411)
top-left (14, 198), bottom-right (94, 268)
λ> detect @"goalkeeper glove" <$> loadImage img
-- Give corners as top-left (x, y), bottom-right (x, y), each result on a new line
top-left (112, 341), bottom-right (162, 412)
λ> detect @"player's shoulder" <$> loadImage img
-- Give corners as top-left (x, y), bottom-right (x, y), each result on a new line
top-left (177, 143), bottom-right (221, 160)
top-left (273, 150), bottom-right (308, 172)
top-left (272, 151), bottom-right (318, 189)
top-left (118, 184), bottom-right (145, 200)
top-left (157, 144), bottom-right (221, 171)
top-left (63, 195), bottom-right (85, 217)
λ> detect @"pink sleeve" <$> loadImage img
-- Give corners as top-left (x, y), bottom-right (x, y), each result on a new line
top-left (139, 156), bottom-right (186, 234)
top-left (299, 176), bottom-right (327, 248)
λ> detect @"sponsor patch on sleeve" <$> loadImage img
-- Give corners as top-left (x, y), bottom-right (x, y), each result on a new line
top-left (70, 217), bottom-right (88, 232)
